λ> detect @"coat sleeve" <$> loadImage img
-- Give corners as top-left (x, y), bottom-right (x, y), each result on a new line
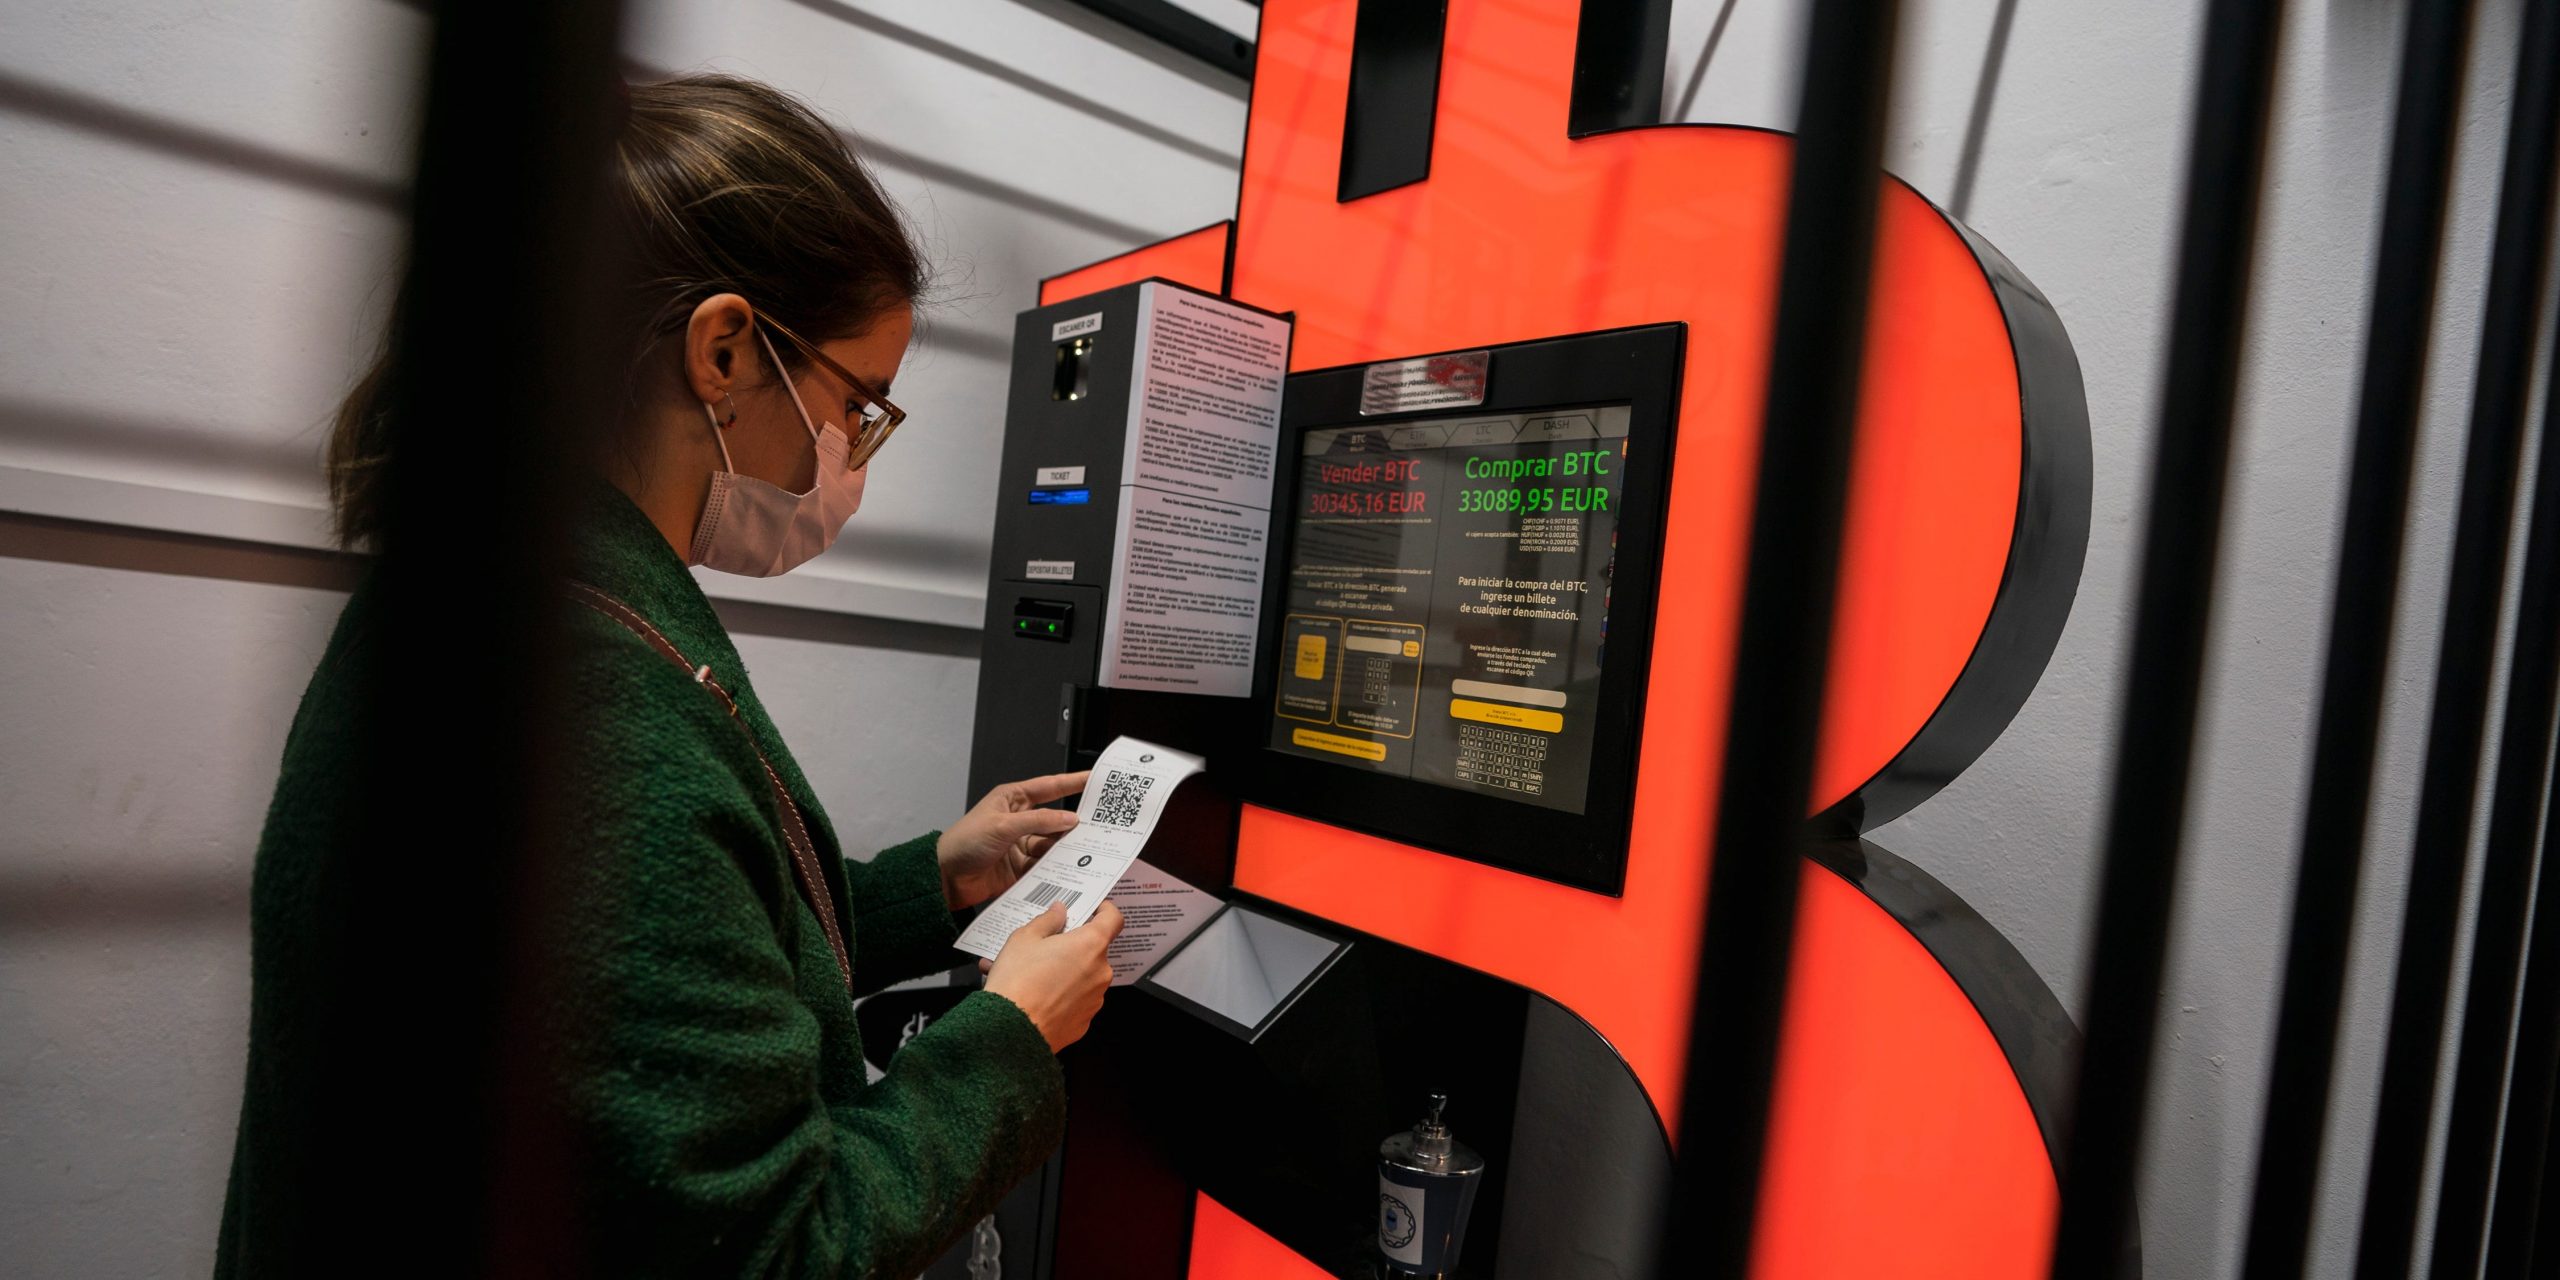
top-left (842, 832), bottom-right (967, 997)
top-left (554, 622), bottom-right (1067, 1279)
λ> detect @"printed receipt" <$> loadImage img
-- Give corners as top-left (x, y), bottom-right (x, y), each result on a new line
top-left (1103, 858), bottom-right (1219, 985)
top-left (955, 736), bottom-right (1206, 962)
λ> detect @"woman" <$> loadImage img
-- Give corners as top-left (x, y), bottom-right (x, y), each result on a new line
top-left (217, 75), bottom-right (1121, 1277)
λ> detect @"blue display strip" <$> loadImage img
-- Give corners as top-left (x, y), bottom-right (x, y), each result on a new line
top-left (1028, 487), bottom-right (1093, 505)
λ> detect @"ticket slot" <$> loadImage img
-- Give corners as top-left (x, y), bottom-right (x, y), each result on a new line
top-left (1054, 682), bottom-right (1250, 897)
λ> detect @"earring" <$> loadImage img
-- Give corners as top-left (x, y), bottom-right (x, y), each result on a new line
top-left (718, 393), bottom-right (739, 427)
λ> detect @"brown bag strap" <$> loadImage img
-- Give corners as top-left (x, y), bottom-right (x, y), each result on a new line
top-left (566, 580), bottom-right (853, 993)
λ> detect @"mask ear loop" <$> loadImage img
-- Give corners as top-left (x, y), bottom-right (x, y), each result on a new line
top-left (700, 399), bottom-right (739, 472)
top-left (756, 327), bottom-right (826, 448)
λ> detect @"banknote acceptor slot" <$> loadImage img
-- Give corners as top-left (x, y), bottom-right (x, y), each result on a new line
top-left (1012, 598), bottom-right (1074, 642)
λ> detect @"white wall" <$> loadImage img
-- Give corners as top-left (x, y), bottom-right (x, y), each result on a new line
top-left (0, 0), bottom-right (1249, 624)
top-left (0, 1), bottom-right (1246, 1275)
top-left (0, 554), bottom-right (327, 1280)
top-left (0, 0), bottom-right (2548, 1278)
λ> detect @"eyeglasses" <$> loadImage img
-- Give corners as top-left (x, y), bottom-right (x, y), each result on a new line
top-left (756, 313), bottom-right (908, 470)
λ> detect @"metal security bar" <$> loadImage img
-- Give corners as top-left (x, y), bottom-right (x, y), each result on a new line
top-left (2421, 0), bottom-right (2560, 1270)
top-left (319, 1), bottom-right (628, 1271)
top-left (1657, 0), bottom-right (1904, 1272)
top-left (2487, 616), bottom-right (2560, 1273)
top-left (2487, 281), bottom-right (2560, 1271)
top-left (2349, 0), bottom-right (2560, 1262)
top-left (2039, 0), bottom-right (2292, 1272)
top-left (2236, 0), bottom-right (2486, 1274)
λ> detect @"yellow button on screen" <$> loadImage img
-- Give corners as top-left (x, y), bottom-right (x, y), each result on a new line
top-left (1401, 640), bottom-right (1421, 657)
top-left (1293, 634), bottom-right (1328, 679)
top-left (1291, 727), bottom-right (1388, 761)
top-left (1449, 698), bottom-right (1565, 734)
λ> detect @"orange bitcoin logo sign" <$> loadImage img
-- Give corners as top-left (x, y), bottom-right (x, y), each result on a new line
top-left (1043, 1), bottom-right (2092, 1276)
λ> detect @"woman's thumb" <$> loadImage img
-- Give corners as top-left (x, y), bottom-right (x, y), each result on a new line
top-left (1005, 808), bottom-right (1081, 840)
top-left (1011, 901), bottom-right (1069, 942)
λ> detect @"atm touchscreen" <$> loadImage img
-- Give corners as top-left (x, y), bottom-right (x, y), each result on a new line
top-left (1245, 325), bottom-right (1680, 893)
top-left (1267, 407), bottom-right (1630, 814)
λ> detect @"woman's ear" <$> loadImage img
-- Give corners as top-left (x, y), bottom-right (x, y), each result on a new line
top-left (682, 294), bottom-right (756, 406)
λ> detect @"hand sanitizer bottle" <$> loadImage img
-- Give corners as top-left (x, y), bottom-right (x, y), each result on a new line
top-left (1377, 1093), bottom-right (1486, 1277)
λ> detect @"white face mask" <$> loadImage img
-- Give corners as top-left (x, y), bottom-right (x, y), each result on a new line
top-left (688, 328), bottom-right (869, 577)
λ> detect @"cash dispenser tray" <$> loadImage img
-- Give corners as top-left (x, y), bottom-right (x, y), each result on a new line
top-left (1050, 896), bottom-right (1672, 1279)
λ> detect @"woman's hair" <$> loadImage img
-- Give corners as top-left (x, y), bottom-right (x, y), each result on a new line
top-left (325, 74), bottom-right (924, 548)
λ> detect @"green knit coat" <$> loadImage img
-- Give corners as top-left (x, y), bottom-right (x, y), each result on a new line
top-left (215, 485), bottom-right (1066, 1278)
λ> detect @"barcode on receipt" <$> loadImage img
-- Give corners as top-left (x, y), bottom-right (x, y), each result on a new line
top-left (1023, 881), bottom-right (1082, 911)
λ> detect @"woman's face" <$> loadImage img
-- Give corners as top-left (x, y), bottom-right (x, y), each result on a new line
top-left (683, 295), bottom-right (914, 495)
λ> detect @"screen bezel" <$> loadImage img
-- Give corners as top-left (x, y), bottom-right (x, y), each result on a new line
top-left (1243, 324), bottom-right (1683, 895)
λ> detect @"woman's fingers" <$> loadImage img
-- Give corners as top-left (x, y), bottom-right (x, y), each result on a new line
top-left (1001, 771), bottom-right (1090, 809)
top-left (1005, 806), bottom-right (1080, 835)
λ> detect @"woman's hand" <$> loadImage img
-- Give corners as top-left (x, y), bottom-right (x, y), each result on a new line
top-left (937, 772), bottom-right (1088, 911)
top-left (984, 901), bottom-right (1124, 1052)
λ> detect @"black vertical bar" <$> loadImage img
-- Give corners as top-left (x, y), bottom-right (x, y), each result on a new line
top-left (2538, 1123), bottom-right (2560, 1275)
top-left (2350, 0), bottom-right (2560, 1267)
top-left (2497, 1061), bottom-right (2560, 1277)
top-left (2235, 0), bottom-right (2490, 1274)
top-left (1655, 0), bottom-right (1902, 1272)
top-left (2478, 350), bottom-right (2560, 1280)
top-left (2528, 1099), bottom-right (2560, 1275)
top-left (2425, 0), bottom-right (2560, 1270)
top-left (303, 1), bottom-right (626, 1273)
top-left (2045, 0), bottom-right (2291, 1275)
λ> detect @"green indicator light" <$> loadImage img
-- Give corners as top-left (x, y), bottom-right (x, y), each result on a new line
top-left (1046, 623), bottom-right (1058, 633)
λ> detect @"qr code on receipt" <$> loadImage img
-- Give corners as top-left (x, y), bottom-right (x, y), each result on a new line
top-left (1089, 769), bottom-right (1155, 828)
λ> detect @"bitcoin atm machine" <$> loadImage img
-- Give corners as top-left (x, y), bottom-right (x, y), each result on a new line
top-left (960, 1), bottom-right (2111, 1277)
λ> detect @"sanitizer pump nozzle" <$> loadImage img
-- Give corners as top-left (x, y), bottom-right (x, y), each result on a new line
top-left (1377, 1093), bottom-right (1486, 1277)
